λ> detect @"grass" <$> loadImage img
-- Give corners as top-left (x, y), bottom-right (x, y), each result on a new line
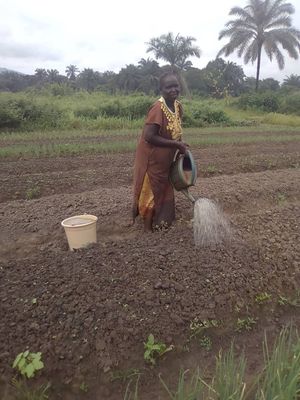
top-left (209, 344), bottom-right (246, 400)
top-left (256, 327), bottom-right (300, 399)
top-left (1, 132), bottom-right (299, 159)
top-left (11, 379), bottom-right (50, 400)
top-left (126, 325), bottom-right (300, 400)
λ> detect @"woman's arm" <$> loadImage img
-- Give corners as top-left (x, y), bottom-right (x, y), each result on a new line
top-left (144, 124), bottom-right (188, 154)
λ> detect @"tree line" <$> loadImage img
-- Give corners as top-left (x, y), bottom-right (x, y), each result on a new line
top-left (1, 0), bottom-right (299, 96)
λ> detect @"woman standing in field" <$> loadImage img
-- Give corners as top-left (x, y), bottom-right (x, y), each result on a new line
top-left (132, 72), bottom-right (188, 231)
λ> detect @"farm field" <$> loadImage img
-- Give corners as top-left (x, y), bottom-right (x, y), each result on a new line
top-left (0, 126), bottom-right (300, 399)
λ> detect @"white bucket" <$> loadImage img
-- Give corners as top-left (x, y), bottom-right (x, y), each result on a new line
top-left (61, 214), bottom-right (98, 251)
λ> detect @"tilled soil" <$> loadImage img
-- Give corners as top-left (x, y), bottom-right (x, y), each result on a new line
top-left (0, 134), bottom-right (300, 399)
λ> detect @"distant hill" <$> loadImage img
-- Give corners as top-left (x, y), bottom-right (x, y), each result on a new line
top-left (0, 67), bottom-right (25, 75)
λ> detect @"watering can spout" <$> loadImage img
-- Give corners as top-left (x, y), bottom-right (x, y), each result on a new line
top-left (181, 189), bottom-right (196, 204)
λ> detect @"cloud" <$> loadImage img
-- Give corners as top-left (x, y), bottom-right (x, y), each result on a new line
top-left (0, 41), bottom-right (61, 61)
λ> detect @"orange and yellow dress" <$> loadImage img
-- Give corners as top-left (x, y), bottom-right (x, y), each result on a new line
top-left (132, 97), bottom-right (183, 227)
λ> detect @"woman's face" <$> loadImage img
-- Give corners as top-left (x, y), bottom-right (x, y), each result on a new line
top-left (161, 75), bottom-right (180, 102)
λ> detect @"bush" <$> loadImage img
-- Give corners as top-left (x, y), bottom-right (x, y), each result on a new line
top-left (0, 95), bottom-right (68, 131)
top-left (0, 99), bottom-right (23, 128)
top-left (279, 92), bottom-right (300, 115)
top-left (237, 92), bottom-right (279, 112)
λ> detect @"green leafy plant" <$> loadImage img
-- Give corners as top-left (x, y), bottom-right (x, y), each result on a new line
top-left (199, 335), bottom-right (212, 351)
top-left (255, 292), bottom-right (271, 304)
top-left (144, 334), bottom-right (173, 365)
top-left (189, 318), bottom-right (219, 339)
top-left (236, 317), bottom-right (257, 332)
top-left (13, 351), bottom-right (44, 378)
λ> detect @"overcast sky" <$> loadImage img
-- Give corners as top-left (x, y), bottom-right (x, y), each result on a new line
top-left (1, 0), bottom-right (299, 81)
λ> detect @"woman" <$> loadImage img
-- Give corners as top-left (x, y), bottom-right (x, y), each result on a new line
top-left (132, 72), bottom-right (188, 231)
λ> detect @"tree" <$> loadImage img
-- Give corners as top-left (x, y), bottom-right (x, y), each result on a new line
top-left (218, 0), bottom-right (300, 90)
top-left (282, 73), bottom-right (300, 88)
top-left (137, 58), bottom-right (161, 94)
top-left (259, 77), bottom-right (280, 90)
top-left (34, 68), bottom-right (48, 82)
top-left (46, 69), bottom-right (60, 83)
top-left (204, 58), bottom-right (245, 97)
top-left (77, 68), bottom-right (101, 92)
top-left (146, 33), bottom-right (201, 71)
top-left (117, 64), bottom-right (141, 93)
top-left (65, 64), bottom-right (79, 80)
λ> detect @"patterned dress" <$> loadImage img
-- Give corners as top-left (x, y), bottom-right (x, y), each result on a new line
top-left (132, 97), bottom-right (183, 227)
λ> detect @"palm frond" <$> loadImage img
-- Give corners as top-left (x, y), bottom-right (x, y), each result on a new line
top-left (266, 15), bottom-right (292, 29)
top-left (244, 40), bottom-right (259, 64)
top-left (237, 34), bottom-right (255, 57)
top-left (229, 6), bottom-right (254, 23)
top-left (226, 19), bottom-right (257, 32)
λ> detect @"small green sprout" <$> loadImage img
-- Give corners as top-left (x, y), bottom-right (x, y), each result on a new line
top-left (255, 292), bottom-right (271, 304)
top-left (236, 317), bottom-right (257, 332)
top-left (79, 382), bottom-right (89, 392)
top-left (144, 334), bottom-right (173, 365)
top-left (190, 318), bottom-right (219, 339)
top-left (199, 335), bottom-right (212, 351)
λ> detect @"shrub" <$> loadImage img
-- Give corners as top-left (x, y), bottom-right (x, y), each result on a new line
top-left (0, 95), bottom-right (68, 130)
top-left (0, 99), bottom-right (23, 128)
top-left (237, 92), bottom-right (279, 112)
top-left (279, 92), bottom-right (300, 115)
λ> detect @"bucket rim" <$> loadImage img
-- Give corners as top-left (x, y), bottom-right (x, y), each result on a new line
top-left (61, 214), bottom-right (98, 228)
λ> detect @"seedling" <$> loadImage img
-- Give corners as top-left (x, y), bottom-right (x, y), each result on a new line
top-left (79, 382), bottom-right (89, 392)
top-left (236, 317), bottom-right (257, 332)
top-left (255, 292), bottom-right (271, 304)
top-left (13, 351), bottom-right (44, 378)
top-left (199, 335), bottom-right (212, 351)
top-left (190, 318), bottom-right (219, 339)
top-left (276, 193), bottom-right (286, 205)
top-left (25, 186), bottom-right (41, 200)
top-left (144, 334), bottom-right (173, 365)
top-left (206, 165), bottom-right (217, 174)
top-left (278, 293), bottom-right (300, 307)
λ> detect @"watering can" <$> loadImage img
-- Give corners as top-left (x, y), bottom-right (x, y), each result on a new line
top-left (169, 150), bottom-right (197, 203)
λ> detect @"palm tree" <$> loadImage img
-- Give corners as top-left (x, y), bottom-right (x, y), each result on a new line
top-left (218, 0), bottom-right (300, 90)
top-left (282, 73), bottom-right (300, 88)
top-left (146, 33), bottom-right (201, 96)
top-left (46, 69), bottom-right (60, 83)
top-left (138, 58), bottom-right (160, 93)
top-left (146, 33), bottom-right (201, 71)
top-left (65, 64), bottom-right (79, 81)
top-left (117, 64), bottom-right (141, 93)
top-left (34, 68), bottom-right (48, 82)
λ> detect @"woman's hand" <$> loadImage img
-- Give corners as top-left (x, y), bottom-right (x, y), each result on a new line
top-left (176, 141), bottom-right (189, 155)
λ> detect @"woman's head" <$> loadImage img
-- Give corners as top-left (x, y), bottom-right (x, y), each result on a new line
top-left (159, 72), bottom-right (180, 103)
